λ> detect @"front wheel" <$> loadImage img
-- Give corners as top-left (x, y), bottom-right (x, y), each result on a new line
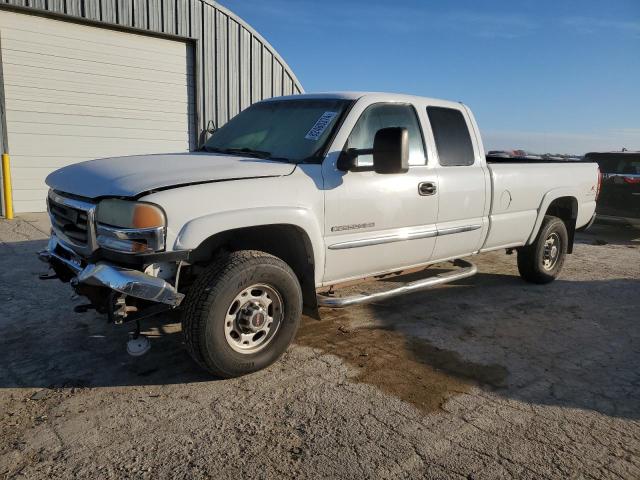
top-left (182, 250), bottom-right (302, 378)
top-left (517, 215), bottom-right (568, 284)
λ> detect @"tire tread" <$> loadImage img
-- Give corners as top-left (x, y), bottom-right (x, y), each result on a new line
top-left (517, 215), bottom-right (567, 284)
top-left (182, 250), bottom-right (298, 377)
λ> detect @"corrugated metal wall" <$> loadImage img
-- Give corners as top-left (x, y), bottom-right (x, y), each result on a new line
top-left (0, 0), bottom-right (303, 147)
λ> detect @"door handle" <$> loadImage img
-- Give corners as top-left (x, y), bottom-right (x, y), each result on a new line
top-left (418, 182), bottom-right (437, 196)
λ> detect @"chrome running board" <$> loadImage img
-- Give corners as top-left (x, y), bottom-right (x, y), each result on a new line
top-left (316, 259), bottom-right (477, 308)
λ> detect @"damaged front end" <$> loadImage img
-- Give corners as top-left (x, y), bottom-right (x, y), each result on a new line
top-left (38, 234), bottom-right (184, 323)
top-left (38, 191), bottom-right (187, 326)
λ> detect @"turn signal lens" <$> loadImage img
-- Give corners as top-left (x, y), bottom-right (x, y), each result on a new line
top-left (132, 203), bottom-right (165, 228)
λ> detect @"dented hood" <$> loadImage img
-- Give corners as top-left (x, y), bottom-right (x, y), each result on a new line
top-left (45, 152), bottom-right (296, 199)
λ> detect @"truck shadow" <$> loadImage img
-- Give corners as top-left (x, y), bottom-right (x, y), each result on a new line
top-left (1, 239), bottom-right (639, 420)
top-left (304, 270), bottom-right (640, 419)
top-left (576, 223), bottom-right (640, 247)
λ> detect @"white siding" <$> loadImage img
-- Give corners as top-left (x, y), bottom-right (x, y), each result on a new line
top-left (0, 10), bottom-right (195, 212)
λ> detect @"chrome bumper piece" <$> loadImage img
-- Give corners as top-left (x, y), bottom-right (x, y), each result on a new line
top-left (316, 259), bottom-right (478, 308)
top-left (76, 264), bottom-right (184, 306)
top-left (38, 235), bottom-right (184, 307)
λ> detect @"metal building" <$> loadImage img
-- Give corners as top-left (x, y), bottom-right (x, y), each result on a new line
top-left (0, 1), bottom-right (303, 213)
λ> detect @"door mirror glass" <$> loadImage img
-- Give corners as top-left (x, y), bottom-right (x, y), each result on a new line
top-left (373, 127), bottom-right (409, 174)
top-left (339, 102), bottom-right (426, 172)
top-left (337, 127), bottom-right (409, 173)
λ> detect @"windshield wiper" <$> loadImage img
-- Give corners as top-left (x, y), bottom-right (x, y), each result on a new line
top-left (222, 148), bottom-right (273, 159)
top-left (201, 146), bottom-right (262, 156)
top-left (204, 147), bottom-right (272, 158)
top-left (201, 146), bottom-right (224, 153)
top-left (204, 146), bottom-right (293, 163)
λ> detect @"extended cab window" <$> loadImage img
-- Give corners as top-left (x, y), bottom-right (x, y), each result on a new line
top-left (427, 107), bottom-right (475, 167)
top-left (346, 103), bottom-right (426, 166)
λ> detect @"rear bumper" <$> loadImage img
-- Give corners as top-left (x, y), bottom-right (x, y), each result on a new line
top-left (38, 235), bottom-right (184, 307)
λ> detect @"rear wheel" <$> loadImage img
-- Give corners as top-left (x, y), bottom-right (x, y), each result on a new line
top-left (517, 215), bottom-right (568, 284)
top-left (182, 250), bottom-right (302, 378)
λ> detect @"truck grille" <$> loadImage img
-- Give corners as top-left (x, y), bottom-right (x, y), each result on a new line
top-left (49, 200), bottom-right (89, 244)
top-left (47, 192), bottom-right (96, 252)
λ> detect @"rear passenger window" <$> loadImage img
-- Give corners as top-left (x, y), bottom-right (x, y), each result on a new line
top-left (427, 107), bottom-right (475, 166)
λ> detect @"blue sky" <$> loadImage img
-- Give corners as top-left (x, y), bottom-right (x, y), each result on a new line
top-left (219, 0), bottom-right (639, 155)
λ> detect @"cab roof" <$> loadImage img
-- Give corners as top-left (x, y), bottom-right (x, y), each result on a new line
top-left (262, 91), bottom-right (465, 109)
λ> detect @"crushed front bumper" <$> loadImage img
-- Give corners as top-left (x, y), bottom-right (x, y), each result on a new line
top-left (38, 235), bottom-right (184, 307)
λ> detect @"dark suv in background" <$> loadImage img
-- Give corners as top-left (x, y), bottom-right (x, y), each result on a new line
top-left (585, 151), bottom-right (640, 226)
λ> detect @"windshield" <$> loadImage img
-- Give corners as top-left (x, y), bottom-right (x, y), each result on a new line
top-left (203, 99), bottom-right (353, 163)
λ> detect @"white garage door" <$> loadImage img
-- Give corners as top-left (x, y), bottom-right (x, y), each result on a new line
top-left (0, 10), bottom-right (195, 212)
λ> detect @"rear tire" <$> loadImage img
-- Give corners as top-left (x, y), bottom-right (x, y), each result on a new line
top-left (182, 250), bottom-right (302, 378)
top-left (517, 215), bottom-right (568, 284)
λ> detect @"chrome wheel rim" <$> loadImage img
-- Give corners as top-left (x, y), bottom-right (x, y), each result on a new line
top-left (542, 232), bottom-right (561, 271)
top-left (224, 284), bottom-right (283, 354)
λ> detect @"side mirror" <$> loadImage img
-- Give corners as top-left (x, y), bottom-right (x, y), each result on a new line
top-left (373, 127), bottom-right (409, 174)
top-left (337, 127), bottom-right (410, 173)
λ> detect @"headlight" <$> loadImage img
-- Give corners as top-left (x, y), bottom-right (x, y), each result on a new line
top-left (96, 200), bottom-right (166, 254)
top-left (97, 199), bottom-right (165, 229)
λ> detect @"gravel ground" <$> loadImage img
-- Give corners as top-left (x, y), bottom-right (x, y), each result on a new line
top-left (1, 214), bottom-right (639, 479)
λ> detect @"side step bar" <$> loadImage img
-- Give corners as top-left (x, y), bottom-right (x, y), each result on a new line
top-left (316, 259), bottom-right (477, 308)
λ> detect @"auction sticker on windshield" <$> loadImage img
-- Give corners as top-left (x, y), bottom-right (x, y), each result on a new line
top-left (305, 112), bottom-right (338, 141)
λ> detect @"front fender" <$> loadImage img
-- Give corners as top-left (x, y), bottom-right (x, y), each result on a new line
top-left (174, 206), bottom-right (325, 283)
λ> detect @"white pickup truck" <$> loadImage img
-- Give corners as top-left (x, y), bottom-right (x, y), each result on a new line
top-left (39, 92), bottom-right (600, 377)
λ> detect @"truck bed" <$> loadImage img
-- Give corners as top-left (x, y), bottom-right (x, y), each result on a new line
top-left (481, 160), bottom-right (599, 252)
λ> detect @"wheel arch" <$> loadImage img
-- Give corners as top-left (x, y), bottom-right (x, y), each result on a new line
top-left (528, 190), bottom-right (579, 253)
top-left (188, 223), bottom-right (320, 317)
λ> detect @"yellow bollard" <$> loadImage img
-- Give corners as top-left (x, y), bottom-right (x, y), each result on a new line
top-left (2, 153), bottom-right (14, 220)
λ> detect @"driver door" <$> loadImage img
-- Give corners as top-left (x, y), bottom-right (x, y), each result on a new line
top-left (321, 102), bottom-right (439, 284)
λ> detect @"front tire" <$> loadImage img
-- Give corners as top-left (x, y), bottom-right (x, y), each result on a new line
top-left (182, 250), bottom-right (302, 378)
top-left (517, 215), bottom-right (568, 284)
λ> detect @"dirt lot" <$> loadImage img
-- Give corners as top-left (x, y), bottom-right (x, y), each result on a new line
top-left (1, 214), bottom-right (639, 479)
